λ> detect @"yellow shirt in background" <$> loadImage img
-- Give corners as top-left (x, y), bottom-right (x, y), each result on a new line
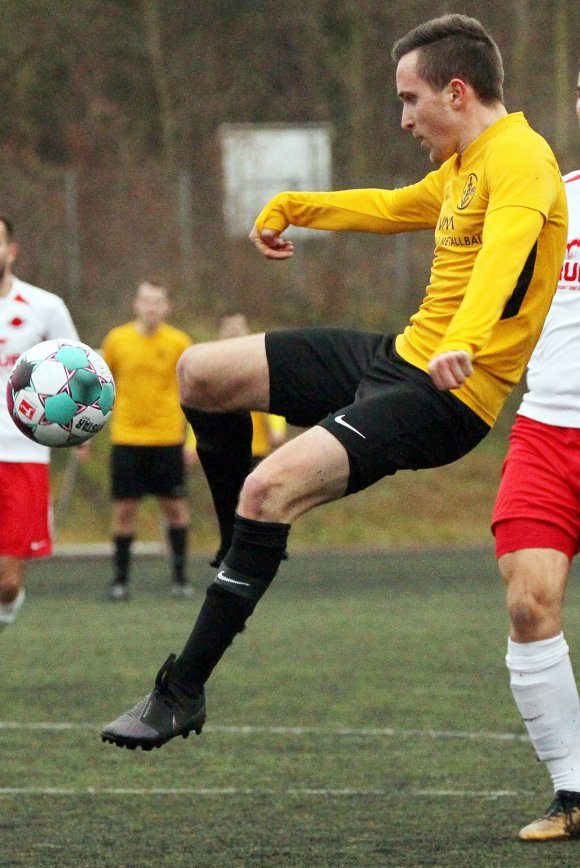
top-left (251, 412), bottom-right (287, 458)
top-left (101, 322), bottom-right (192, 445)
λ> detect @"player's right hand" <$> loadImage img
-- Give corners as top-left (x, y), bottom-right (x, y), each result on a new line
top-left (428, 350), bottom-right (473, 390)
top-left (249, 224), bottom-right (294, 260)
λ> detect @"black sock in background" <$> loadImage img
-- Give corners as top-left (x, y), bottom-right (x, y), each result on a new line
top-left (113, 534), bottom-right (134, 585)
top-left (167, 525), bottom-right (188, 584)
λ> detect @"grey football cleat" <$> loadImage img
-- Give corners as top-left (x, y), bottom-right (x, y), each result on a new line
top-left (101, 653), bottom-right (206, 750)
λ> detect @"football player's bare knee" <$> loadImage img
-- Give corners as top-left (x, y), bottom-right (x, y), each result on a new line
top-left (177, 344), bottom-right (221, 408)
top-left (161, 498), bottom-right (189, 526)
top-left (238, 466), bottom-right (290, 523)
top-left (0, 562), bottom-right (24, 602)
top-left (179, 335), bottom-right (269, 411)
top-left (238, 438), bottom-right (348, 524)
top-left (508, 594), bottom-right (548, 638)
top-left (503, 556), bottom-right (567, 640)
top-left (0, 579), bottom-right (21, 602)
top-left (113, 500), bottom-right (138, 532)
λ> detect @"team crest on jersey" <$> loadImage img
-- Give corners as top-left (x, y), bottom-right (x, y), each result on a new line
top-left (457, 173), bottom-right (478, 210)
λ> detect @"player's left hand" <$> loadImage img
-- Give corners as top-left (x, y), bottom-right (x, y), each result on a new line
top-left (249, 224), bottom-right (294, 260)
top-left (428, 350), bottom-right (473, 390)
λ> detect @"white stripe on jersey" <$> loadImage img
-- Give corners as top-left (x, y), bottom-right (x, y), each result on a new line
top-left (519, 170), bottom-right (580, 426)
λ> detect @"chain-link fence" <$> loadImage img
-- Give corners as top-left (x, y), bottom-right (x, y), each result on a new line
top-left (1, 160), bottom-right (439, 345)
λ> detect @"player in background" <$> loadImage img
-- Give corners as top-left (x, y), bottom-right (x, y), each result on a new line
top-left (207, 311), bottom-right (287, 567)
top-left (0, 216), bottom-right (82, 631)
top-left (102, 15), bottom-right (567, 752)
top-left (101, 278), bottom-right (196, 600)
top-left (491, 67), bottom-right (580, 841)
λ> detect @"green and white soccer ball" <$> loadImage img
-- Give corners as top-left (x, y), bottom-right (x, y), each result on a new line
top-left (6, 339), bottom-right (115, 446)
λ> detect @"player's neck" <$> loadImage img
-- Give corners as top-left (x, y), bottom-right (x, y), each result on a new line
top-left (457, 102), bottom-right (507, 156)
top-left (0, 273), bottom-right (13, 298)
top-left (135, 320), bottom-right (161, 336)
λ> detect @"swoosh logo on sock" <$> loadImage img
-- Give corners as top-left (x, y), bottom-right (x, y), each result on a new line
top-left (217, 570), bottom-right (251, 587)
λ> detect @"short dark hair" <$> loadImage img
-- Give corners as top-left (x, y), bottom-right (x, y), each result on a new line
top-left (0, 215), bottom-right (15, 239)
top-left (138, 276), bottom-right (168, 292)
top-left (391, 14), bottom-right (504, 104)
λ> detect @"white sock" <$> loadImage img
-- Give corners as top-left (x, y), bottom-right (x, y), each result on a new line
top-left (506, 632), bottom-right (580, 793)
top-left (0, 588), bottom-right (26, 627)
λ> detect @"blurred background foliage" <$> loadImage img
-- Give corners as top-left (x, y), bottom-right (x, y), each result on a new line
top-left (0, 0), bottom-right (576, 339)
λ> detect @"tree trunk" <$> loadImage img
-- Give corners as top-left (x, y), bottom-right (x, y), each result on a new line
top-left (139, 0), bottom-right (177, 169)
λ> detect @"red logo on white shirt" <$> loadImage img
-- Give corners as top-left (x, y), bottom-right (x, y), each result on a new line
top-left (566, 237), bottom-right (580, 259)
top-left (559, 236), bottom-right (580, 288)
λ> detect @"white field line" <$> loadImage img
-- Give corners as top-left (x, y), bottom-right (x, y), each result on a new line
top-left (0, 722), bottom-right (533, 799)
top-left (0, 720), bottom-right (529, 741)
top-left (0, 787), bottom-right (533, 798)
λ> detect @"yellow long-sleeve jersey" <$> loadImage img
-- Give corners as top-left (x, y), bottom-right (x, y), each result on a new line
top-left (256, 113), bottom-right (567, 426)
top-left (101, 322), bottom-right (192, 445)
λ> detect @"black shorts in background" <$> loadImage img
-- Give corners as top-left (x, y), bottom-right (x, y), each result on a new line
top-left (111, 444), bottom-right (186, 500)
top-left (265, 328), bottom-right (490, 495)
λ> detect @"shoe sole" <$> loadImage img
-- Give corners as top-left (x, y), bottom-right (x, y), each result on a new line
top-left (100, 707), bottom-right (206, 751)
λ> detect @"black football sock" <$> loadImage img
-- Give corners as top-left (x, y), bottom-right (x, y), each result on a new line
top-left (171, 515), bottom-right (290, 695)
top-left (113, 534), bottom-right (133, 585)
top-left (182, 406), bottom-right (253, 554)
top-left (167, 525), bottom-right (188, 584)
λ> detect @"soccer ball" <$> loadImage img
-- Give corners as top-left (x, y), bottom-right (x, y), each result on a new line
top-left (6, 339), bottom-right (115, 447)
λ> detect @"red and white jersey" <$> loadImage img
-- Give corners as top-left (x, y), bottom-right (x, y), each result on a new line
top-left (519, 169), bottom-right (580, 426)
top-left (0, 277), bottom-right (79, 462)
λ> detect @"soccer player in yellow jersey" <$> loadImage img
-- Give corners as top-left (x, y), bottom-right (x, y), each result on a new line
top-left (100, 278), bottom-right (194, 600)
top-left (102, 15), bottom-right (567, 753)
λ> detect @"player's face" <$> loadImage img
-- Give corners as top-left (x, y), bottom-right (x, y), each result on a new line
top-left (396, 50), bottom-right (459, 165)
top-left (133, 283), bottom-right (169, 331)
top-left (0, 221), bottom-right (18, 283)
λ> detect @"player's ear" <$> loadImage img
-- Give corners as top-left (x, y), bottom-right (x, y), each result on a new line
top-left (448, 78), bottom-right (468, 109)
top-left (8, 241), bottom-right (19, 265)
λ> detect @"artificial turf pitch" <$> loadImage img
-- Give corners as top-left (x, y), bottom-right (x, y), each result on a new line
top-left (2, 549), bottom-right (580, 867)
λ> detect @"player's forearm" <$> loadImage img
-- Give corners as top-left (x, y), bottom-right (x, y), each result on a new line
top-left (255, 186), bottom-right (439, 236)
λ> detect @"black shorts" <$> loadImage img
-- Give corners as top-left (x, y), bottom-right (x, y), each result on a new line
top-left (111, 445), bottom-right (186, 500)
top-left (265, 328), bottom-right (490, 495)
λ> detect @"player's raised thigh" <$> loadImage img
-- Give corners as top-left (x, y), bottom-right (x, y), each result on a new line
top-left (177, 333), bottom-right (269, 411)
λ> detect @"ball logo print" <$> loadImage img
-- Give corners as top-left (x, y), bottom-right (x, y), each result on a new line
top-left (6, 339), bottom-right (115, 446)
top-left (17, 397), bottom-right (36, 420)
